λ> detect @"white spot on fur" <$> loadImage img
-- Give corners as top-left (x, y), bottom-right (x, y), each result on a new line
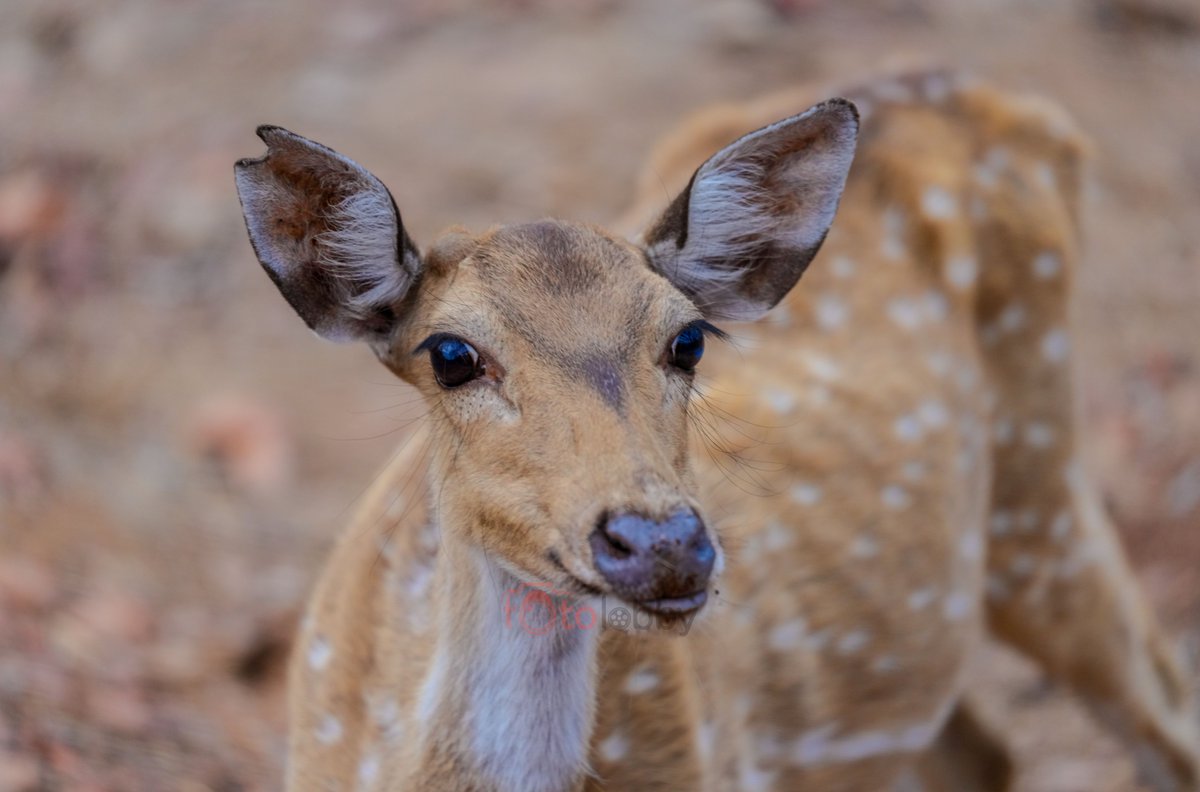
top-left (922, 290), bottom-right (950, 322)
top-left (872, 655), bottom-right (899, 674)
top-left (1050, 510), bottom-right (1073, 542)
top-left (998, 303), bottom-right (1027, 333)
top-left (942, 590), bottom-right (973, 621)
top-left (1010, 554), bottom-right (1036, 578)
top-left (791, 483), bottom-right (823, 506)
top-left (887, 297), bottom-right (923, 329)
top-left (357, 751), bottom-right (380, 788)
top-left (416, 649), bottom-right (448, 725)
top-left (625, 665), bottom-right (660, 695)
top-left (308, 634), bottom-right (333, 671)
top-left (738, 761), bottom-right (777, 792)
top-left (771, 303), bottom-right (792, 327)
top-left (764, 521), bottom-right (793, 551)
top-left (924, 351), bottom-right (952, 378)
top-left (881, 484), bottom-right (912, 510)
top-left (698, 721), bottom-right (718, 759)
top-left (756, 732), bottom-right (786, 762)
top-left (921, 185), bottom-right (957, 219)
top-left (789, 706), bottom-right (949, 767)
top-left (956, 364), bottom-right (980, 393)
top-left (918, 400), bottom-right (949, 429)
top-left (959, 531), bottom-right (984, 561)
top-left (1034, 162), bottom-right (1057, 190)
top-left (1064, 458), bottom-right (1084, 490)
top-left (945, 255), bottom-right (978, 291)
top-left (367, 692), bottom-right (403, 743)
top-left (882, 207), bottom-right (907, 260)
top-left (808, 383), bottom-right (832, 408)
top-left (983, 146), bottom-right (1011, 173)
top-left (1033, 251), bottom-right (1062, 279)
top-left (815, 293), bottom-right (849, 331)
top-left (763, 387), bottom-right (796, 414)
top-left (989, 511), bottom-right (1013, 537)
top-left (367, 693), bottom-right (398, 728)
top-left (831, 255), bottom-right (857, 278)
top-left (993, 417), bottom-right (1015, 446)
top-left (1056, 540), bottom-right (1100, 579)
top-left (768, 619), bottom-right (807, 651)
top-left (804, 629), bottom-right (832, 652)
top-left (599, 732), bottom-right (629, 763)
top-left (837, 630), bottom-right (871, 655)
top-left (804, 354), bottom-right (842, 381)
top-left (851, 534), bottom-right (879, 559)
top-left (908, 586), bottom-right (938, 611)
top-left (1024, 422), bottom-right (1056, 449)
top-left (316, 713), bottom-right (343, 745)
top-left (973, 166), bottom-right (997, 189)
top-left (894, 414), bottom-right (924, 442)
top-left (1041, 328), bottom-right (1070, 363)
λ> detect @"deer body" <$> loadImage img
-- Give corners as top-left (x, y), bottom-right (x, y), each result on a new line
top-left (236, 73), bottom-right (1200, 792)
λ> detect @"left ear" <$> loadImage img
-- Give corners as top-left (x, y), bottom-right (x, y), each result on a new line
top-left (643, 98), bottom-right (859, 321)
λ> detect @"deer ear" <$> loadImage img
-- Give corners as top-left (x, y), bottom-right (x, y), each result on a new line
top-left (234, 126), bottom-right (422, 342)
top-left (643, 99), bottom-right (859, 321)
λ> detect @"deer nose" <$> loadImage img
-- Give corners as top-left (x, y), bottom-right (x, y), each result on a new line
top-left (589, 509), bottom-right (716, 614)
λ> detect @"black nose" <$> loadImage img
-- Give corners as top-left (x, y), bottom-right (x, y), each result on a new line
top-left (589, 509), bottom-right (716, 614)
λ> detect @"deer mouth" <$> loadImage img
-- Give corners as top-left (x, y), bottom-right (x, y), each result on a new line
top-left (547, 547), bottom-right (712, 620)
top-left (633, 589), bottom-right (709, 618)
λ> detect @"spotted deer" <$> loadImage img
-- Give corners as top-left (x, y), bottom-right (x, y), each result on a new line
top-left (234, 72), bottom-right (1200, 792)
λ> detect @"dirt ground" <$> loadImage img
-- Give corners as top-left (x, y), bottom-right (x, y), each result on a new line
top-left (1, 0), bottom-right (1198, 789)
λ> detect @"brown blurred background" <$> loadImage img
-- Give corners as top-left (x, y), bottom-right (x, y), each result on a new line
top-left (1, 0), bottom-right (1198, 789)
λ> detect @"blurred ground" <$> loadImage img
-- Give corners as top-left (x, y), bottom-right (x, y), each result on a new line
top-left (1, 0), bottom-right (1198, 789)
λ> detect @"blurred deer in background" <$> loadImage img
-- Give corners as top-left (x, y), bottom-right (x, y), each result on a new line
top-left (234, 70), bottom-right (1200, 791)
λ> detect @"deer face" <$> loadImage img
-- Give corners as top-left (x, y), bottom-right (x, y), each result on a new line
top-left (234, 101), bottom-right (857, 619)
top-left (380, 221), bottom-right (721, 615)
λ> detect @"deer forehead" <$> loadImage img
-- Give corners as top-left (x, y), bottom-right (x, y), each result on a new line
top-left (421, 220), bottom-right (700, 370)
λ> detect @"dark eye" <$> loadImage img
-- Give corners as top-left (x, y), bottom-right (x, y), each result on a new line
top-left (669, 325), bottom-right (705, 372)
top-left (428, 337), bottom-right (482, 388)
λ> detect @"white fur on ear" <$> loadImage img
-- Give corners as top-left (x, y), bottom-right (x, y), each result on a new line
top-left (319, 189), bottom-right (419, 321)
top-left (648, 164), bottom-right (776, 294)
top-left (645, 99), bottom-right (860, 321)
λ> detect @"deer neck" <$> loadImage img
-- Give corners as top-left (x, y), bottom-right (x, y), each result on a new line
top-left (415, 532), bottom-right (601, 792)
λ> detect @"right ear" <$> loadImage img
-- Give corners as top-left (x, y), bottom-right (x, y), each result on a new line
top-left (642, 99), bottom-right (858, 321)
top-left (234, 126), bottom-right (421, 342)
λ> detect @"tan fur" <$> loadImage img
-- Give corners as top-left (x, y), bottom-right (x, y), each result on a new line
top-left (283, 74), bottom-right (1200, 791)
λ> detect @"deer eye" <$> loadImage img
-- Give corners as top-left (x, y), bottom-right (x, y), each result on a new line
top-left (669, 324), bottom-right (706, 372)
top-left (426, 336), bottom-right (482, 388)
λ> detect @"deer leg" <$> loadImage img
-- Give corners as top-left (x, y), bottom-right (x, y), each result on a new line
top-left (965, 111), bottom-right (1200, 790)
top-left (909, 696), bottom-right (1014, 792)
top-left (984, 467), bottom-right (1200, 792)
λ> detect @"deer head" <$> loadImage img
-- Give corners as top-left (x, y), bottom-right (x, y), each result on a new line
top-left (234, 100), bottom-right (857, 622)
